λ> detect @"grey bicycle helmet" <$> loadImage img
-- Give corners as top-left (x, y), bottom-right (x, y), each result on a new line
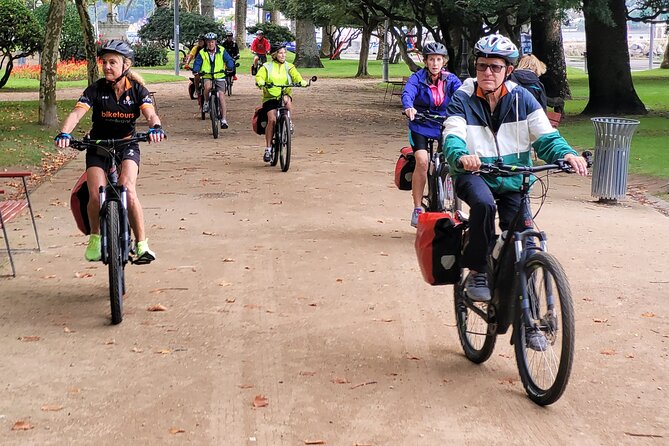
top-left (204, 32), bottom-right (217, 41)
top-left (473, 35), bottom-right (519, 65)
top-left (270, 42), bottom-right (286, 54)
top-left (422, 42), bottom-right (448, 58)
top-left (99, 40), bottom-right (134, 61)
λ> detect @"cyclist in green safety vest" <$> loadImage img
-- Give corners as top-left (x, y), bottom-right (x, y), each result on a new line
top-left (255, 42), bottom-right (307, 162)
top-left (192, 32), bottom-right (235, 129)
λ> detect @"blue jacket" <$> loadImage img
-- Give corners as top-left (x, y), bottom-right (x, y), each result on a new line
top-left (401, 68), bottom-right (462, 139)
top-left (443, 78), bottom-right (577, 193)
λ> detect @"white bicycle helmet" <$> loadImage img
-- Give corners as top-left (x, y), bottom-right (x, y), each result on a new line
top-left (473, 35), bottom-right (519, 65)
top-left (204, 32), bottom-right (217, 41)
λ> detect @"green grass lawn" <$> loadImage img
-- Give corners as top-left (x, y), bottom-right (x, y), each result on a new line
top-left (2, 72), bottom-right (184, 92)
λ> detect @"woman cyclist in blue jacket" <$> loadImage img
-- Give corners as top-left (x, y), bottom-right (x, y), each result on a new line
top-left (402, 42), bottom-right (462, 227)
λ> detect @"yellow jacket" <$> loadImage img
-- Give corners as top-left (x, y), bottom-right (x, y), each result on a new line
top-left (255, 60), bottom-right (306, 103)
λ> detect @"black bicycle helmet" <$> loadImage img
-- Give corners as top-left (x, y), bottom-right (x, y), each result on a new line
top-left (270, 42), bottom-right (286, 54)
top-left (473, 35), bottom-right (519, 65)
top-left (226, 31), bottom-right (233, 37)
top-left (99, 39), bottom-right (134, 61)
top-left (422, 42), bottom-right (448, 58)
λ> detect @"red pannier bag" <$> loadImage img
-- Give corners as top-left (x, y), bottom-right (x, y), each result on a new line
top-left (70, 171), bottom-right (91, 235)
top-left (252, 106), bottom-right (267, 135)
top-left (394, 146), bottom-right (415, 190)
top-left (415, 211), bottom-right (464, 285)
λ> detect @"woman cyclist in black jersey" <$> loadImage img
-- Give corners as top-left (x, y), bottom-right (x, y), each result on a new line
top-left (54, 40), bottom-right (165, 264)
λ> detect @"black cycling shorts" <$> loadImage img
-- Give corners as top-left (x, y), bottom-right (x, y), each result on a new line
top-left (409, 130), bottom-right (443, 152)
top-left (86, 142), bottom-right (140, 170)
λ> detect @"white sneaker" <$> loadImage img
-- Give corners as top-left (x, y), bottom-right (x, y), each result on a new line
top-left (410, 207), bottom-right (423, 228)
top-left (202, 102), bottom-right (209, 113)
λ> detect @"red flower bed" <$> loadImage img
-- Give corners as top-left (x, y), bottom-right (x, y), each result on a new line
top-left (11, 59), bottom-right (102, 82)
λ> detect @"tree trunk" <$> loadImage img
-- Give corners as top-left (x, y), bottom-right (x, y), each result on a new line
top-left (319, 25), bottom-right (332, 58)
top-left (294, 18), bottom-right (323, 68)
top-left (0, 55), bottom-right (14, 89)
top-left (376, 25), bottom-right (384, 61)
top-left (355, 24), bottom-right (372, 77)
top-left (389, 26), bottom-right (420, 73)
top-left (39, 0), bottom-right (66, 128)
top-left (235, 0), bottom-right (247, 49)
top-left (270, 10), bottom-right (280, 24)
top-left (661, 39), bottom-right (669, 69)
top-left (582, 0), bottom-right (647, 115)
top-left (201, 0), bottom-right (214, 19)
top-left (531, 13), bottom-right (570, 100)
top-left (75, 0), bottom-right (99, 86)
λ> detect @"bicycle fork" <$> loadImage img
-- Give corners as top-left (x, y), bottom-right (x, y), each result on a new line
top-left (514, 230), bottom-right (554, 332)
top-left (99, 186), bottom-right (130, 265)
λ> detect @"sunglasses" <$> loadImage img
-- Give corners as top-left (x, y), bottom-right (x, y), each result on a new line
top-left (475, 63), bottom-right (506, 73)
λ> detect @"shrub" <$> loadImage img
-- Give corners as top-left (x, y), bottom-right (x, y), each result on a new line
top-left (246, 23), bottom-right (295, 46)
top-left (132, 43), bottom-right (168, 67)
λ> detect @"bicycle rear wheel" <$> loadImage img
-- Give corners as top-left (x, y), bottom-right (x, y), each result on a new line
top-left (279, 116), bottom-right (292, 172)
top-left (210, 96), bottom-right (219, 139)
top-left (454, 274), bottom-right (497, 363)
top-left (106, 201), bottom-right (124, 325)
top-left (441, 164), bottom-right (459, 214)
top-left (513, 251), bottom-right (574, 405)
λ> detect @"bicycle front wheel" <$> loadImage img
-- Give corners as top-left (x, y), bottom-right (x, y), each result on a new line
top-left (279, 116), bottom-right (292, 172)
top-left (210, 96), bottom-right (219, 139)
top-left (270, 124), bottom-right (279, 167)
top-left (106, 201), bottom-right (124, 325)
top-left (454, 275), bottom-right (497, 363)
top-left (513, 251), bottom-right (574, 405)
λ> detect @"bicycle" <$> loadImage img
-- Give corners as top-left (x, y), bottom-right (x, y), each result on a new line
top-left (225, 58), bottom-right (240, 97)
top-left (188, 75), bottom-right (206, 120)
top-left (251, 52), bottom-right (267, 76)
top-left (403, 112), bottom-right (459, 213)
top-left (264, 76), bottom-right (317, 172)
top-left (198, 70), bottom-right (228, 139)
top-left (452, 151), bottom-right (592, 405)
top-left (69, 133), bottom-right (157, 325)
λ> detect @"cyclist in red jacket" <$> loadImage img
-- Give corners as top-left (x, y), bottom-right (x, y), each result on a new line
top-left (251, 30), bottom-right (271, 75)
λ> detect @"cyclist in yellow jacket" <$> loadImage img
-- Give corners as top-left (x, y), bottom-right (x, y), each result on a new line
top-left (255, 42), bottom-right (307, 162)
top-left (192, 32), bottom-right (235, 129)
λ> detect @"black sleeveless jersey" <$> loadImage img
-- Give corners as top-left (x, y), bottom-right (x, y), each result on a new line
top-left (76, 78), bottom-right (154, 139)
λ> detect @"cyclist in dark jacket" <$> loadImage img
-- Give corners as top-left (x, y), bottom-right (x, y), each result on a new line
top-left (508, 54), bottom-right (547, 111)
top-left (401, 42), bottom-right (462, 227)
top-left (221, 31), bottom-right (240, 80)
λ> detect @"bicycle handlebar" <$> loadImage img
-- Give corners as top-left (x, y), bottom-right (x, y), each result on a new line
top-left (69, 133), bottom-right (152, 151)
top-left (403, 111), bottom-right (446, 126)
top-left (468, 151), bottom-right (593, 175)
top-left (264, 76), bottom-right (318, 89)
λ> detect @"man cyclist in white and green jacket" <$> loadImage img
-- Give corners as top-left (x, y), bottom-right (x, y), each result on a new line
top-left (443, 35), bottom-right (589, 303)
top-left (255, 42), bottom-right (307, 162)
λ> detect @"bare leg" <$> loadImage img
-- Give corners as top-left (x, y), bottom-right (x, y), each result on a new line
top-left (86, 167), bottom-right (107, 234)
top-left (118, 160), bottom-right (145, 242)
top-left (412, 150), bottom-right (429, 208)
top-left (265, 109), bottom-right (276, 148)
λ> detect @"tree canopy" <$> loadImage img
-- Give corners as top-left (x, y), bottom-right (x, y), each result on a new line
top-left (0, 0), bottom-right (43, 88)
top-left (138, 7), bottom-right (227, 49)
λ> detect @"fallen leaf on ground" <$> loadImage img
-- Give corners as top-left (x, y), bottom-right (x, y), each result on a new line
top-left (131, 347), bottom-right (143, 353)
top-left (225, 297), bottom-right (236, 303)
top-left (67, 387), bottom-right (81, 394)
top-left (332, 377), bottom-right (350, 384)
top-left (641, 312), bottom-right (656, 318)
top-left (155, 349), bottom-right (171, 354)
top-left (499, 377), bottom-right (516, 384)
top-left (304, 440), bottom-right (326, 445)
top-left (169, 427), bottom-right (185, 434)
top-left (42, 275), bottom-right (57, 279)
top-left (11, 420), bottom-right (34, 431)
top-left (19, 336), bottom-right (41, 342)
top-left (104, 339), bottom-right (115, 345)
top-left (74, 272), bottom-right (93, 278)
top-left (202, 231), bottom-right (216, 236)
top-left (147, 304), bottom-right (167, 312)
top-left (63, 327), bottom-right (75, 333)
top-left (379, 252), bottom-right (389, 256)
top-left (299, 371), bottom-right (317, 376)
top-left (253, 395), bottom-right (268, 408)
top-left (335, 278), bottom-right (343, 283)
top-left (219, 281), bottom-right (232, 287)
top-left (40, 404), bottom-right (64, 411)
top-left (223, 258), bottom-right (235, 262)
top-left (308, 303), bottom-right (317, 307)
top-left (406, 355), bottom-right (421, 361)
top-left (593, 318), bottom-right (608, 323)
top-left (600, 349), bottom-right (617, 356)
top-left (238, 384), bottom-right (254, 389)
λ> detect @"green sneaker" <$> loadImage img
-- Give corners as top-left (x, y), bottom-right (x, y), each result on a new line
top-left (135, 239), bottom-right (156, 265)
top-left (85, 234), bottom-right (102, 261)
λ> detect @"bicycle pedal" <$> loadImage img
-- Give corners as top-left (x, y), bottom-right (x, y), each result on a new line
top-left (131, 252), bottom-right (155, 265)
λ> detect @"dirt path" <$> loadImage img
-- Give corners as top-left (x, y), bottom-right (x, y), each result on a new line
top-left (1, 76), bottom-right (667, 445)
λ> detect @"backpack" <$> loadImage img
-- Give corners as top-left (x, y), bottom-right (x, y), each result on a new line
top-left (415, 211), bottom-right (464, 285)
top-left (509, 70), bottom-right (547, 111)
top-left (394, 147), bottom-right (415, 190)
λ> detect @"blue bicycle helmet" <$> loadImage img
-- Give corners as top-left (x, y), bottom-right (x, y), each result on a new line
top-left (473, 35), bottom-right (519, 65)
